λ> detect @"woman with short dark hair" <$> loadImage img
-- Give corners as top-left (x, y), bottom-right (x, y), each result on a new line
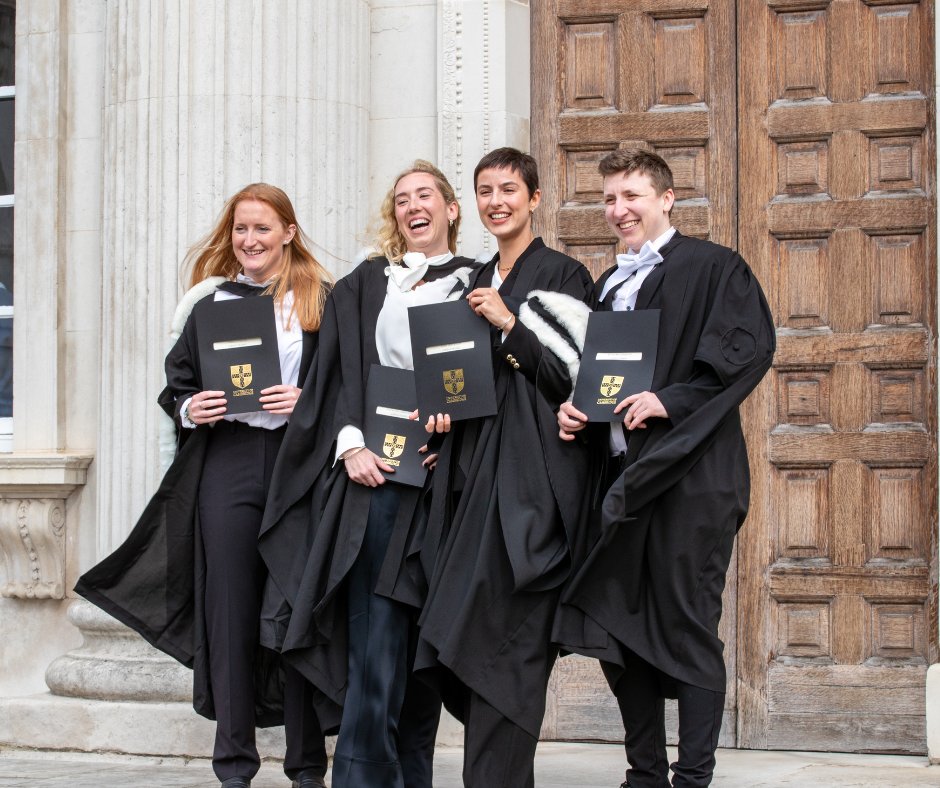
top-left (416, 148), bottom-right (596, 787)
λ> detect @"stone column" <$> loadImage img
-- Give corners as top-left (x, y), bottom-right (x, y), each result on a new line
top-left (98, 0), bottom-right (370, 558)
top-left (34, 1), bottom-right (370, 756)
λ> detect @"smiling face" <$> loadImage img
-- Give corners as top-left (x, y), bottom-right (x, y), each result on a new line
top-left (231, 199), bottom-right (296, 283)
top-left (603, 170), bottom-right (674, 252)
top-left (393, 172), bottom-right (458, 256)
top-left (475, 166), bottom-right (540, 244)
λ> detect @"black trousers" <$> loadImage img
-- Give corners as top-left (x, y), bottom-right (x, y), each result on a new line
top-left (462, 690), bottom-right (540, 788)
top-left (603, 650), bottom-right (724, 788)
top-left (199, 420), bottom-right (327, 783)
top-left (332, 484), bottom-right (442, 788)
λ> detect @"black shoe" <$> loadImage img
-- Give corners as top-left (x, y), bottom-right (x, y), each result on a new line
top-left (291, 771), bottom-right (327, 788)
top-left (221, 778), bottom-right (251, 788)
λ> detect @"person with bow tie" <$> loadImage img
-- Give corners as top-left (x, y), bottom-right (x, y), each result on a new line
top-left (258, 160), bottom-right (479, 788)
top-left (77, 184), bottom-right (332, 788)
top-left (552, 149), bottom-right (775, 788)
top-left (415, 148), bottom-right (595, 787)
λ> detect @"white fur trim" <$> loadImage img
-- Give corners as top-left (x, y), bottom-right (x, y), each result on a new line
top-left (159, 276), bottom-right (227, 472)
top-left (525, 289), bottom-right (590, 350)
top-left (518, 290), bottom-right (592, 394)
top-left (355, 246), bottom-right (377, 265)
top-left (170, 276), bottom-right (227, 337)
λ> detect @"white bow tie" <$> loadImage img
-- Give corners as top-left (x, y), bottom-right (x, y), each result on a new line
top-left (385, 252), bottom-right (452, 292)
top-left (598, 245), bottom-right (663, 302)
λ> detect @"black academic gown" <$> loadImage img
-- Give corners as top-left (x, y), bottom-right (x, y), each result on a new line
top-left (75, 283), bottom-right (319, 727)
top-left (415, 239), bottom-right (595, 738)
top-left (553, 232), bottom-right (775, 693)
top-left (257, 255), bottom-right (478, 732)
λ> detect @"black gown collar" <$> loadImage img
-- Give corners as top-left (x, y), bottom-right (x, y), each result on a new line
top-left (218, 279), bottom-right (269, 297)
top-left (484, 236), bottom-right (546, 294)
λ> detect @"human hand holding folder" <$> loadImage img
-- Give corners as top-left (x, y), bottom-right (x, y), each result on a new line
top-left (408, 300), bottom-right (498, 422)
top-left (571, 310), bottom-right (661, 422)
top-left (359, 365), bottom-right (436, 487)
top-left (194, 295), bottom-right (282, 415)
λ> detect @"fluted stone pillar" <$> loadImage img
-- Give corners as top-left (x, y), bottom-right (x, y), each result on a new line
top-left (41, 1), bottom-right (369, 754)
top-left (98, 0), bottom-right (370, 559)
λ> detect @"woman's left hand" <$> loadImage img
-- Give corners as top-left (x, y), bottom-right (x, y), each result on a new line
top-left (418, 444), bottom-right (439, 470)
top-left (260, 384), bottom-right (302, 415)
top-left (467, 288), bottom-right (514, 331)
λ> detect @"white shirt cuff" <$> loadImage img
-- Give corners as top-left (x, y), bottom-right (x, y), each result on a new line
top-left (179, 396), bottom-right (197, 429)
top-left (334, 425), bottom-right (366, 466)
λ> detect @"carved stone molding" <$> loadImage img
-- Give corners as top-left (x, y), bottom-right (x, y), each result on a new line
top-left (439, 0), bottom-right (465, 203)
top-left (0, 453), bottom-right (93, 599)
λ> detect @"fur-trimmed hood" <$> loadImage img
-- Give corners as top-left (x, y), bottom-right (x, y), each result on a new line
top-left (518, 289), bottom-right (591, 397)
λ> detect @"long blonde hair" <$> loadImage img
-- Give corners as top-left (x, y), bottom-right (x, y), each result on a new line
top-left (373, 160), bottom-right (461, 262)
top-left (185, 183), bottom-right (332, 331)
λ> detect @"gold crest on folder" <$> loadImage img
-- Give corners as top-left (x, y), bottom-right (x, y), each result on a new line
top-left (383, 434), bottom-right (406, 459)
top-left (600, 374), bottom-right (624, 398)
top-left (230, 364), bottom-right (253, 389)
top-left (443, 368), bottom-right (465, 396)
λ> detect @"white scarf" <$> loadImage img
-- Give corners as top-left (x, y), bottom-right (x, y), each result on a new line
top-left (385, 251), bottom-right (454, 292)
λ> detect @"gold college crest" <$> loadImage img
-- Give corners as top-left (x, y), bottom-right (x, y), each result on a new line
top-left (383, 433), bottom-right (406, 459)
top-left (230, 364), bottom-right (253, 389)
top-left (443, 368), bottom-right (465, 396)
top-left (600, 374), bottom-right (624, 398)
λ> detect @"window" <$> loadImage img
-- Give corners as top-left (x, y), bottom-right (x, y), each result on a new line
top-left (0, 0), bottom-right (14, 451)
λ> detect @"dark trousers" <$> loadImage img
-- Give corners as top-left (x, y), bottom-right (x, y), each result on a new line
top-left (462, 691), bottom-right (539, 788)
top-left (200, 421), bottom-right (326, 783)
top-left (603, 650), bottom-right (724, 788)
top-left (332, 484), bottom-right (442, 788)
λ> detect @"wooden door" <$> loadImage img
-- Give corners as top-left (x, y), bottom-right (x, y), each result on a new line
top-left (737, 0), bottom-right (936, 752)
top-left (532, 0), bottom-right (740, 747)
top-left (532, 0), bottom-right (937, 754)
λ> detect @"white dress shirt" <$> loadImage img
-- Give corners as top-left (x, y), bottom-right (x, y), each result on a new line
top-left (334, 253), bottom-right (475, 463)
top-left (609, 226), bottom-right (675, 454)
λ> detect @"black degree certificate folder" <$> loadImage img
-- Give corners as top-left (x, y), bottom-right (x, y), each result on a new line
top-left (363, 365), bottom-right (430, 487)
top-left (572, 309), bottom-right (661, 422)
top-left (408, 299), bottom-right (497, 421)
top-left (194, 294), bottom-right (282, 415)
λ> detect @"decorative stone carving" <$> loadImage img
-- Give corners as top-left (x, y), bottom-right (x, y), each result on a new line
top-left (0, 453), bottom-right (92, 600)
top-left (46, 599), bottom-right (191, 702)
top-left (439, 0), bottom-right (465, 203)
top-left (0, 498), bottom-right (65, 598)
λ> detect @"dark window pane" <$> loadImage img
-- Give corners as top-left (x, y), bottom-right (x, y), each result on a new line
top-left (0, 1), bottom-right (13, 87)
top-left (0, 206), bottom-right (10, 292)
top-left (0, 97), bottom-right (12, 194)
top-left (0, 313), bottom-right (9, 417)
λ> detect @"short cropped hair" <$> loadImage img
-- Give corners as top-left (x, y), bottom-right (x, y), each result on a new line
top-left (598, 149), bottom-right (674, 196)
top-left (474, 147), bottom-right (540, 197)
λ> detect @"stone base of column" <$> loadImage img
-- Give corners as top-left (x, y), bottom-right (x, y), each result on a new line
top-left (927, 663), bottom-right (940, 763)
top-left (8, 599), bottom-right (464, 758)
top-left (0, 693), bottom-right (292, 758)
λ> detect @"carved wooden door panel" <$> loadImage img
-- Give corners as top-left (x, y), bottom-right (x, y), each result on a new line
top-left (736, 0), bottom-right (936, 752)
top-left (532, 0), bottom-right (740, 746)
top-left (532, 0), bottom-right (937, 754)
